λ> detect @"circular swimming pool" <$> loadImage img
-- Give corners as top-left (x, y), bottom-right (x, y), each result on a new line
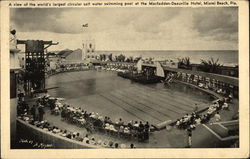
top-left (46, 70), bottom-right (213, 125)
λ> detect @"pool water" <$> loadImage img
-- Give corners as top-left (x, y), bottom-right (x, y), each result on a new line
top-left (46, 70), bottom-right (212, 125)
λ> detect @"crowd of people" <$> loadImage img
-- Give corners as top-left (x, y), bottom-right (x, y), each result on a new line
top-left (18, 113), bottom-right (137, 148)
top-left (16, 92), bottom-right (140, 149)
top-left (165, 71), bottom-right (235, 101)
top-left (46, 63), bottom-right (90, 77)
top-left (175, 98), bottom-right (230, 130)
top-left (36, 95), bottom-right (152, 143)
top-left (164, 72), bottom-right (176, 83)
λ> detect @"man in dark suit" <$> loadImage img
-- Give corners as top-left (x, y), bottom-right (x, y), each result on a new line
top-left (38, 105), bottom-right (45, 121)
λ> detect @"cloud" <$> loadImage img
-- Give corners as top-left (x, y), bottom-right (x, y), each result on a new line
top-left (130, 8), bottom-right (180, 33)
top-left (192, 7), bottom-right (238, 41)
top-left (10, 8), bottom-right (69, 33)
top-left (11, 7), bottom-right (238, 50)
top-left (11, 8), bottom-right (180, 34)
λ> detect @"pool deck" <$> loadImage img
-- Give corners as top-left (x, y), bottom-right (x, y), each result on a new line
top-left (24, 95), bottom-right (238, 148)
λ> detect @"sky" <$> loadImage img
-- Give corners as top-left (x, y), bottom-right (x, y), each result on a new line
top-left (10, 7), bottom-right (238, 51)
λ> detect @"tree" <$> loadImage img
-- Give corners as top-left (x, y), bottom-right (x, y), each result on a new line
top-left (177, 57), bottom-right (191, 69)
top-left (134, 57), bottom-right (142, 63)
top-left (199, 58), bottom-right (223, 73)
top-left (117, 54), bottom-right (126, 62)
top-left (114, 55), bottom-right (118, 62)
top-left (103, 54), bottom-right (106, 61)
top-left (128, 56), bottom-right (133, 63)
top-left (108, 53), bottom-right (113, 61)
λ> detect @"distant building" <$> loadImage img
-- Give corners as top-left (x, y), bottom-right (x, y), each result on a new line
top-left (82, 39), bottom-right (95, 60)
top-left (220, 66), bottom-right (238, 77)
top-left (81, 27), bottom-right (100, 65)
top-left (65, 49), bottom-right (83, 61)
top-left (191, 64), bottom-right (238, 77)
top-left (57, 49), bottom-right (73, 59)
top-left (159, 60), bottom-right (178, 68)
top-left (47, 52), bottom-right (60, 70)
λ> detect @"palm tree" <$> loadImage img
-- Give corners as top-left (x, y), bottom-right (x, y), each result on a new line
top-left (108, 53), bottom-right (113, 61)
top-left (178, 57), bottom-right (191, 69)
top-left (134, 57), bottom-right (141, 63)
top-left (200, 58), bottom-right (223, 73)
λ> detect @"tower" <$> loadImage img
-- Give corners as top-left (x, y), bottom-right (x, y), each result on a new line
top-left (82, 24), bottom-right (95, 60)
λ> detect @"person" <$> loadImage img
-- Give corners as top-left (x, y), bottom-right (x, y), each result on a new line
top-left (124, 127), bottom-right (130, 134)
top-left (108, 141), bottom-right (114, 148)
top-left (74, 133), bottom-right (83, 142)
top-left (119, 125), bottom-right (124, 133)
top-left (90, 137), bottom-right (96, 145)
top-left (134, 121), bottom-right (139, 127)
top-left (128, 121), bottom-right (133, 129)
top-left (61, 130), bottom-right (67, 137)
top-left (214, 112), bottom-right (221, 122)
top-left (228, 93), bottom-right (233, 102)
top-left (222, 102), bottom-right (229, 110)
top-left (144, 122), bottom-right (150, 140)
top-left (195, 117), bottom-right (201, 125)
top-left (194, 104), bottom-right (198, 112)
top-left (102, 141), bottom-right (108, 147)
top-left (66, 132), bottom-right (72, 139)
top-left (176, 119), bottom-right (180, 127)
top-left (130, 143), bottom-right (135, 148)
top-left (53, 106), bottom-right (60, 115)
top-left (97, 140), bottom-right (102, 145)
top-left (114, 143), bottom-right (119, 148)
top-left (52, 127), bottom-right (60, 134)
top-left (38, 105), bottom-right (45, 121)
top-left (61, 107), bottom-right (67, 119)
top-left (118, 118), bottom-right (124, 125)
top-left (83, 134), bottom-right (89, 144)
top-left (120, 143), bottom-right (126, 148)
top-left (217, 88), bottom-right (222, 94)
top-left (190, 124), bottom-right (196, 130)
top-left (187, 128), bottom-right (192, 148)
top-left (31, 105), bottom-right (38, 121)
top-left (31, 87), bottom-right (35, 97)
